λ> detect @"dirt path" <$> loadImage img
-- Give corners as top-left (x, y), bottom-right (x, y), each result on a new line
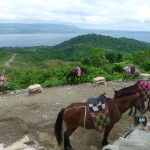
top-left (4, 54), bottom-right (17, 68)
top-left (0, 81), bottom-right (149, 150)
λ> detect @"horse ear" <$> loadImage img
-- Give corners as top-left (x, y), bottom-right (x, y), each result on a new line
top-left (102, 92), bottom-right (106, 96)
top-left (114, 90), bottom-right (118, 94)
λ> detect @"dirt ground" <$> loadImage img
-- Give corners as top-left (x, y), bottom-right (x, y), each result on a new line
top-left (0, 80), bottom-right (150, 150)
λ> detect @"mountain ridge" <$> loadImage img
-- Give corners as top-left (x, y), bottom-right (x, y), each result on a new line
top-left (0, 23), bottom-right (81, 34)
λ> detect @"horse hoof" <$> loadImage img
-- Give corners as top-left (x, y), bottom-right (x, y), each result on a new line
top-left (102, 141), bottom-right (108, 147)
top-left (128, 113), bottom-right (131, 116)
top-left (64, 146), bottom-right (72, 150)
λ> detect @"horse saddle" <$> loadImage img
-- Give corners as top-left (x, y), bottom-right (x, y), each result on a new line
top-left (87, 94), bottom-right (107, 115)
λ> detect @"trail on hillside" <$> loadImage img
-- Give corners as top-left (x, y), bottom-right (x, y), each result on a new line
top-left (4, 54), bottom-right (17, 68)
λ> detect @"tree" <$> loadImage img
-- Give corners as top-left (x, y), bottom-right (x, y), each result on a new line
top-left (140, 59), bottom-right (150, 71)
top-left (88, 47), bottom-right (106, 67)
top-left (105, 52), bottom-right (115, 64)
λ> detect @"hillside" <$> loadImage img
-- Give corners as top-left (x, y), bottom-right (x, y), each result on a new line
top-left (51, 34), bottom-right (150, 61)
top-left (0, 33), bottom-right (150, 68)
top-left (0, 33), bottom-right (150, 92)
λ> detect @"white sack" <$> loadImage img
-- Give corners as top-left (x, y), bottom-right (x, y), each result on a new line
top-left (102, 129), bottom-right (150, 150)
top-left (27, 84), bottom-right (43, 94)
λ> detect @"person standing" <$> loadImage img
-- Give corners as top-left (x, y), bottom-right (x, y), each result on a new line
top-left (0, 75), bottom-right (7, 94)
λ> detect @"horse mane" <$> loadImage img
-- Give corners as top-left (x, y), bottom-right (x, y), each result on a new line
top-left (118, 85), bottom-right (135, 91)
top-left (118, 82), bottom-right (139, 92)
top-left (81, 68), bottom-right (87, 71)
top-left (114, 92), bottom-right (137, 98)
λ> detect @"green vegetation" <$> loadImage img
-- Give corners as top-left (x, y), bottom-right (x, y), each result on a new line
top-left (0, 34), bottom-right (150, 91)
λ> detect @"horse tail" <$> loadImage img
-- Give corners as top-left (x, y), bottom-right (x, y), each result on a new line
top-left (66, 71), bottom-right (72, 82)
top-left (55, 108), bottom-right (65, 146)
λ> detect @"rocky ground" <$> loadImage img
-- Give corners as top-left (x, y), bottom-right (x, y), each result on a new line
top-left (0, 80), bottom-right (149, 150)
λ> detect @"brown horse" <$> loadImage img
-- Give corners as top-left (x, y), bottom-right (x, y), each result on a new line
top-left (66, 68), bottom-right (88, 85)
top-left (55, 92), bottom-right (145, 150)
top-left (114, 80), bottom-right (150, 115)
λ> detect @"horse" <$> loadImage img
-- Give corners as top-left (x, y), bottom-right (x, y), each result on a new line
top-left (0, 76), bottom-right (7, 94)
top-left (114, 80), bottom-right (150, 115)
top-left (66, 68), bottom-right (88, 85)
top-left (122, 66), bottom-right (141, 81)
top-left (55, 92), bottom-right (146, 150)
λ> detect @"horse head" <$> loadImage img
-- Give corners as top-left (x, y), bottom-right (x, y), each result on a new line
top-left (82, 68), bottom-right (88, 76)
top-left (136, 68), bottom-right (141, 77)
top-left (138, 70), bottom-right (141, 78)
top-left (114, 90), bottom-right (120, 98)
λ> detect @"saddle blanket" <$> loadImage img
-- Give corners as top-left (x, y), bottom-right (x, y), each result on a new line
top-left (77, 70), bottom-right (81, 76)
top-left (87, 94), bottom-right (111, 131)
top-left (138, 81), bottom-right (150, 101)
top-left (130, 66), bottom-right (135, 74)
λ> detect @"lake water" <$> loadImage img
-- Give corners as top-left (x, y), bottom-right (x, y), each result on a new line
top-left (0, 30), bottom-right (150, 47)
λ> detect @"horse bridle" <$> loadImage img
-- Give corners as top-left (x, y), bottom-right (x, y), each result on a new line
top-left (136, 91), bottom-right (146, 114)
top-left (115, 91), bottom-right (146, 114)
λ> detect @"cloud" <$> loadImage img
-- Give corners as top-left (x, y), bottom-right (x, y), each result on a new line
top-left (0, 0), bottom-right (150, 30)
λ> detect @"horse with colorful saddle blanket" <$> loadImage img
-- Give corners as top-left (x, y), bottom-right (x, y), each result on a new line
top-left (55, 92), bottom-right (146, 149)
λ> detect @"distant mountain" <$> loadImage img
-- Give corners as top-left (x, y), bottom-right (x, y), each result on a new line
top-left (0, 23), bottom-right (81, 34)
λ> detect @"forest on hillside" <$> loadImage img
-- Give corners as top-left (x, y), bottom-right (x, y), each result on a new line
top-left (0, 34), bottom-right (150, 91)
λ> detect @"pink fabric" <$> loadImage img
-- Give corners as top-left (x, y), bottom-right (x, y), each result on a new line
top-left (139, 81), bottom-right (150, 101)
top-left (140, 81), bottom-right (150, 89)
top-left (130, 66), bottom-right (135, 74)
top-left (77, 70), bottom-right (81, 76)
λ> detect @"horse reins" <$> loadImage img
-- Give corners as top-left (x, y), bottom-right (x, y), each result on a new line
top-left (115, 91), bottom-right (145, 114)
top-left (136, 92), bottom-right (146, 114)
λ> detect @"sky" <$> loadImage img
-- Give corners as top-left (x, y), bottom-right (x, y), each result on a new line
top-left (0, 0), bottom-right (150, 31)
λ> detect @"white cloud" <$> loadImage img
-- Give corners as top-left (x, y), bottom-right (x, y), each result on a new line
top-left (0, 0), bottom-right (150, 30)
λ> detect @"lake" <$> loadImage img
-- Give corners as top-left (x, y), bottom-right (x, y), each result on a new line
top-left (0, 30), bottom-right (150, 47)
